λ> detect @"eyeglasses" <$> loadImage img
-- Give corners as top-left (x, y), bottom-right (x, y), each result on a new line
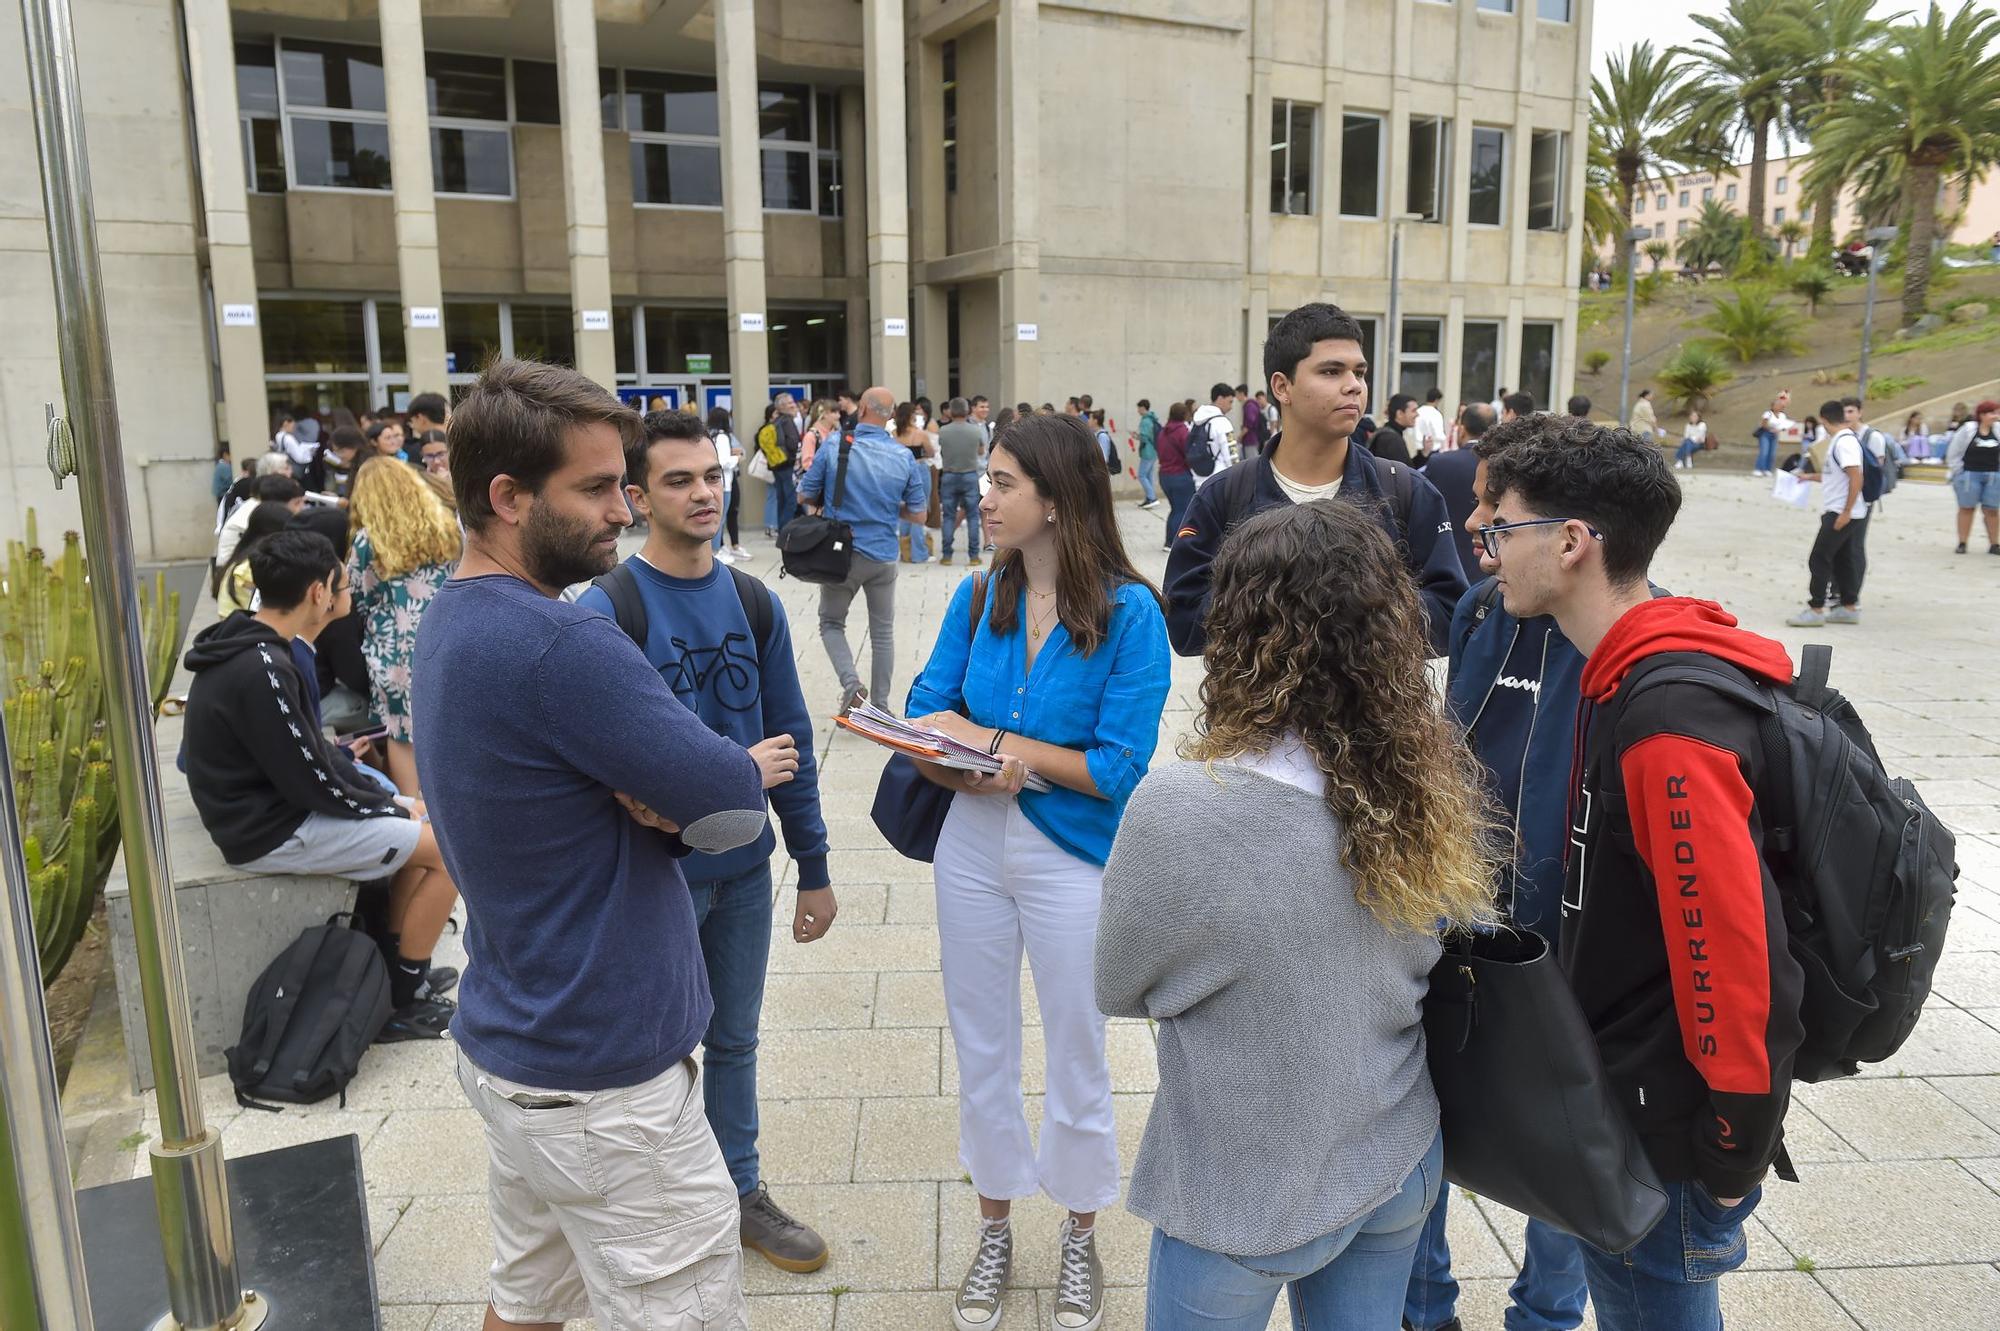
top-left (1477, 517), bottom-right (1604, 559)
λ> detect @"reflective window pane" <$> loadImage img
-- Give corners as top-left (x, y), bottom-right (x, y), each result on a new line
top-left (623, 70), bottom-right (717, 136)
top-left (1519, 321), bottom-right (1556, 411)
top-left (1352, 317), bottom-right (1379, 413)
top-left (261, 299), bottom-right (369, 373)
top-left (614, 306), bottom-right (636, 375)
top-left (816, 92), bottom-right (839, 150)
top-left (601, 67), bottom-right (619, 129)
top-left (632, 140), bottom-right (722, 206)
top-left (444, 302), bottom-right (502, 376)
top-left (243, 117), bottom-right (287, 193)
top-left (1340, 114), bottom-right (1381, 217)
top-left (513, 59), bottom-right (561, 125)
top-left (818, 150), bottom-right (843, 218)
top-left (1401, 319), bottom-right (1442, 356)
top-left (1286, 103), bottom-right (1316, 214)
top-left (290, 117), bottom-right (392, 189)
top-left (768, 308), bottom-right (846, 376)
top-left (761, 147), bottom-right (812, 211)
top-left (758, 84), bottom-right (811, 141)
top-left (280, 39), bottom-right (387, 113)
top-left (643, 307), bottom-right (731, 377)
top-left (236, 40), bottom-right (278, 115)
top-left (432, 126), bottom-right (511, 195)
top-left (377, 302), bottom-right (406, 374)
top-left (1408, 116), bottom-right (1447, 221)
top-left (1469, 127), bottom-right (1505, 226)
top-left (1461, 321), bottom-right (1500, 406)
top-left (1477, 0), bottom-right (1514, 10)
top-left (509, 305), bottom-right (575, 366)
top-left (1537, 0), bottom-right (1571, 17)
top-left (427, 51), bottom-right (507, 121)
top-left (1528, 129), bottom-right (1563, 230)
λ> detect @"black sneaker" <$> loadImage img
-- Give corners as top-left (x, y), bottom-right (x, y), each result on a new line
top-left (1958, 542), bottom-right (1969, 554)
top-left (377, 995), bottom-right (454, 1042)
top-left (416, 965), bottom-right (459, 999)
top-left (1403, 1320), bottom-right (1462, 1331)
top-left (739, 1184), bottom-right (829, 1273)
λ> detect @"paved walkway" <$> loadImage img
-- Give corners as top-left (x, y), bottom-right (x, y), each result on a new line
top-left (95, 471), bottom-right (2000, 1329)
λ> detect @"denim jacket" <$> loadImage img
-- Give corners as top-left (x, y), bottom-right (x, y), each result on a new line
top-left (906, 574), bottom-right (1171, 866)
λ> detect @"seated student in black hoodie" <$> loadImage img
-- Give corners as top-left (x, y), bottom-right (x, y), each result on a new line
top-left (182, 529), bottom-right (459, 1040)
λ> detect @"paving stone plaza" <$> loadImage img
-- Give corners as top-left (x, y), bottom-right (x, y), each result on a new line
top-left (77, 470), bottom-right (2000, 1329)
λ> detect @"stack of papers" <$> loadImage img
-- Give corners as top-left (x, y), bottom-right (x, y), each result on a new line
top-left (836, 701), bottom-right (1053, 793)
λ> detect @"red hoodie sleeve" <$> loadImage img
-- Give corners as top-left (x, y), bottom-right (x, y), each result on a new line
top-left (1619, 731), bottom-right (1801, 1199)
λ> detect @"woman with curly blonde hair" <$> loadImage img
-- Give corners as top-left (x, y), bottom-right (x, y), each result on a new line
top-left (348, 456), bottom-right (462, 794)
top-left (1097, 498), bottom-right (1499, 1331)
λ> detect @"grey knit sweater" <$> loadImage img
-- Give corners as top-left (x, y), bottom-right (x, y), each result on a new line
top-left (1096, 759), bottom-right (1442, 1256)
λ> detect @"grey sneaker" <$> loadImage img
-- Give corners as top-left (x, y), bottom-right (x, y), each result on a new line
top-left (1826, 606), bottom-right (1861, 625)
top-left (954, 1219), bottom-right (1012, 1331)
top-left (1053, 1217), bottom-right (1103, 1331)
top-left (1785, 607), bottom-right (1825, 627)
top-left (739, 1184), bottom-right (828, 1273)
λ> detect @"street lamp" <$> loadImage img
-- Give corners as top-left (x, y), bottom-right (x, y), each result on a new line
top-left (1384, 211), bottom-right (1425, 410)
top-left (1618, 225), bottom-right (1651, 431)
top-left (1857, 225), bottom-right (1899, 401)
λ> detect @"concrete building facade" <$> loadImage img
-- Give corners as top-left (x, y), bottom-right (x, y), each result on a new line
top-left (4, 0), bottom-right (1593, 559)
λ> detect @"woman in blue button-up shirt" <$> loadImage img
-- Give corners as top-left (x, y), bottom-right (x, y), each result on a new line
top-left (906, 413), bottom-right (1170, 1331)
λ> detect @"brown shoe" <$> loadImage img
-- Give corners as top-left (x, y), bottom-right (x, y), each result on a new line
top-left (740, 1184), bottom-right (829, 1273)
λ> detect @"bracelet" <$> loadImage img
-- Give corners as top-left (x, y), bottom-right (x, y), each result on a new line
top-left (988, 728), bottom-right (1007, 755)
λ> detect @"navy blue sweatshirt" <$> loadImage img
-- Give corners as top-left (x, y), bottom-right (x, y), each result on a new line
top-left (413, 574), bottom-right (767, 1091)
top-left (577, 556), bottom-right (829, 891)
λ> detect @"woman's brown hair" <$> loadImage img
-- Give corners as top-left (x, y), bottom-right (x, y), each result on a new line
top-left (986, 413), bottom-right (1159, 656)
top-left (1187, 500), bottom-right (1500, 933)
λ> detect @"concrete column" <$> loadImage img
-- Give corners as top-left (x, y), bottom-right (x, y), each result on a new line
top-left (910, 37), bottom-right (949, 399)
top-left (553, 0), bottom-right (616, 387)
top-left (1557, 0), bottom-right (1596, 408)
top-left (863, 0), bottom-right (912, 394)
top-left (1447, 97), bottom-right (1473, 287)
top-left (1506, 0), bottom-right (1535, 290)
top-left (181, 0), bottom-right (266, 459)
top-left (1504, 295), bottom-right (1526, 406)
top-left (914, 284), bottom-right (950, 401)
top-left (1243, 0), bottom-right (1273, 384)
top-left (715, 0), bottom-right (771, 413)
top-left (1315, 0), bottom-right (1348, 289)
top-left (1443, 293), bottom-right (1465, 410)
top-left (378, 0), bottom-right (447, 394)
top-left (839, 88), bottom-right (871, 384)
top-left (996, 0), bottom-right (1039, 408)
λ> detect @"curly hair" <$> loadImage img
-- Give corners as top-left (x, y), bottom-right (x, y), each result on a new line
top-left (349, 456), bottom-right (462, 579)
top-left (1187, 500), bottom-right (1501, 934)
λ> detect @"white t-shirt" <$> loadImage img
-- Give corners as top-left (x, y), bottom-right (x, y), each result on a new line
top-left (1761, 409), bottom-right (1794, 437)
top-left (1272, 465), bottom-right (1343, 506)
top-left (1818, 429), bottom-right (1869, 520)
top-left (1414, 403), bottom-right (1448, 454)
top-left (712, 430), bottom-right (739, 481)
top-left (1684, 421), bottom-right (1708, 444)
top-left (1190, 405), bottom-right (1236, 488)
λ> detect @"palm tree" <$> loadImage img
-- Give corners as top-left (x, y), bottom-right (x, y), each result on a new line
top-left (1787, 264), bottom-right (1835, 316)
top-left (1776, 218), bottom-right (1809, 259)
top-left (1780, 0), bottom-right (1901, 260)
top-left (1642, 240), bottom-right (1672, 272)
top-left (1591, 42), bottom-right (1705, 274)
top-left (1696, 286), bottom-right (1807, 361)
top-left (1804, 3), bottom-right (2000, 324)
top-left (1581, 127), bottom-right (1627, 259)
top-left (1678, 200), bottom-right (1749, 274)
top-left (1679, 0), bottom-right (1801, 257)
top-left (1656, 343), bottom-right (1736, 408)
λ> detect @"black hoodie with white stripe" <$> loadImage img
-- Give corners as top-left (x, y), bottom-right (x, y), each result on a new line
top-left (181, 612), bottom-right (405, 864)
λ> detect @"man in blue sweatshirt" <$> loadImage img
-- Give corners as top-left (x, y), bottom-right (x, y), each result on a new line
top-left (414, 360), bottom-right (774, 1331)
top-left (578, 409), bottom-right (835, 1275)
top-left (1404, 415), bottom-right (1590, 1331)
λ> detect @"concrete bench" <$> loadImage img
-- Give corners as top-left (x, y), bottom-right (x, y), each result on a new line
top-left (105, 722), bottom-right (356, 1093)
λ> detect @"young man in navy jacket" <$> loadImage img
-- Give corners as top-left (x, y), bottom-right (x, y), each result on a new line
top-left (578, 408), bottom-right (835, 1276)
top-left (1164, 303), bottom-right (1466, 656)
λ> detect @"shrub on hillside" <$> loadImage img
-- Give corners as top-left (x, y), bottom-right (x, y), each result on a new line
top-left (1583, 349), bottom-right (1613, 376)
top-left (1693, 287), bottom-right (1806, 362)
top-left (1786, 265), bottom-right (1836, 317)
top-left (1656, 343), bottom-right (1735, 408)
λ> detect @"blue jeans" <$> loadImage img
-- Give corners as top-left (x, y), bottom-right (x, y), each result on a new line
top-left (1407, 1189), bottom-right (1587, 1331)
top-left (1138, 455), bottom-right (1159, 504)
top-left (1754, 430), bottom-right (1776, 473)
top-left (1147, 1130), bottom-right (1443, 1330)
top-left (684, 861), bottom-right (775, 1197)
top-left (1161, 471), bottom-right (1197, 549)
top-left (940, 471), bottom-right (981, 558)
top-left (763, 466), bottom-right (796, 531)
top-left (1675, 438), bottom-right (1701, 466)
top-left (1579, 1181), bottom-right (1760, 1331)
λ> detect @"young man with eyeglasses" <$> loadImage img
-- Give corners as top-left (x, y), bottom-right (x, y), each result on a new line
top-left (1479, 417), bottom-right (1805, 1331)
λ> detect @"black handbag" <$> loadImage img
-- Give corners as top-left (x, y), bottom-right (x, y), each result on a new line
top-left (777, 436), bottom-right (855, 584)
top-left (1424, 928), bottom-right (1669, 1254)
top-left (871, 576), bottom-right (988, 862)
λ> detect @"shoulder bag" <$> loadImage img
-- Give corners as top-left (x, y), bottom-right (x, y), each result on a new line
top-left (776, 436), bottom-right (854, 584)
top-left (1424, 927), bottom-right (1669, 1253)
top-left (871, 575), bottom-right (989, 862)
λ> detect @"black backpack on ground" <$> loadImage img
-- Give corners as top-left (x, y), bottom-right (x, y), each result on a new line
top-left (590, 559), bottom-right (775, 660)
top-left (225, 914), bottom-right (392, 1109)
top-left (775, 435), bottom-right (855, 584)
top-left (1614, 644), bottom-right (1958, 1083)
top-left (1185, 417), bottom-right (1219, 477)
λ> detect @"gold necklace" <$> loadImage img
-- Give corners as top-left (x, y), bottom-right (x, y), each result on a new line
top-left (1027, 588), bottom-right (1058, 640)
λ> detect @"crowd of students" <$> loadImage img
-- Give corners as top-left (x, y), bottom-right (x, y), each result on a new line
top-left (175, 305), bottom-right (1819, 1331)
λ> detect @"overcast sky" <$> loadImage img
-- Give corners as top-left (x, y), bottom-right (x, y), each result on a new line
top-left (1590, 0), bottom-right (1925, 78)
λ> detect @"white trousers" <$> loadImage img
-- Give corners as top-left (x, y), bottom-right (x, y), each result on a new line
top-left (933, 792), bottom-right (1120, 1214)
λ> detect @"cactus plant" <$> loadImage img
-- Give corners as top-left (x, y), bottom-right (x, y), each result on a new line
top-left (1, 512), bottom-right (183, 983)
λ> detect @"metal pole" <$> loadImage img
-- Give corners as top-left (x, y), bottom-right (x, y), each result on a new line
top-left (1859, 253), bottom-right (1881, 401)
top-left (17, 0), bottom-right (262, 1325)
top-left (0, 712), bottom-right (96, 1331)
top-left (1619, 235), bottom-right (1638, 430)
top-left (1386, 221), bottom-right (1403, 404)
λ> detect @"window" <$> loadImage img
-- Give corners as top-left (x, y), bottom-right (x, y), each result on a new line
top-left (1339, 113), bottom-right (1382, 218)
top-left (1653, 222), bottom-right (1665, 238)
top-left (510, 61), bottom-right (619, 129)
top-left (279, 39), bottom-right (390, 191)
top-left (631, 141), bottom-right (722, 207)
top-left (1527, 129), bottom-right (1565, 230)
top-left (1270, 100), bottom-right (1318, 215)
top-left (625, 69), bottom-right (717, 135)
top-left (1656, 193), bottom-right (1667, 210)
top-left (1351, 316), bottom-right (1379, 410)
top-left (1725, 183), bottom-right (1737, 202)
top-left (1477, 0), bottom-right (1514, 11)
top-left (1773, 206), bottom-right (1784, 224)
top-left (1800, 204), bottom-right (1813, 222)
top-left (1408, 115), bottom-right (1451, 223)
top-left (1398, 318), bottom-right (1442, 399)
top-left (508, 305), bottom-right (575, 366)
top-left (426, 55), bottom-right (513, 197)
top-left (1461, 321), bottom-right (1501, 406)
top-left (237, 41), bottom-right (286, 193)
top-left (816, 91), bottom-right (843, 218)
top-left (281, 38), bottom-right (387, 113)
top-left (768, 307), bottom-right (847, 376)
top-left (1468, 128), bottom-right (1505, 226)
top-left (644, 307), bottom-right (731, 377)
top-left (1634, 195), bottom-right (1645, 215)
top-left (1537, 0), bottom-right (1572, 17)
top-left (1701, 187), bottom-right (1714, 203)
top-left (1775, 176), bottom-right (1788, 195)
top-left (1677, 218), bottom-right (1690, 235)
top-left (760, 83), bottom-right (816, 211)
top-left (261, 298), bottom-right (371, 374)
top-left (626, 72), bottom-right (722, 206)
top-left (290, 117), bottom-right (392, 190)
top-left (1678, 189), bottom-right (1689, 207)
top-left (942, 41), bottom-right (958, 195)
top-left (1519, 321), bottom-right (1556, 411)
